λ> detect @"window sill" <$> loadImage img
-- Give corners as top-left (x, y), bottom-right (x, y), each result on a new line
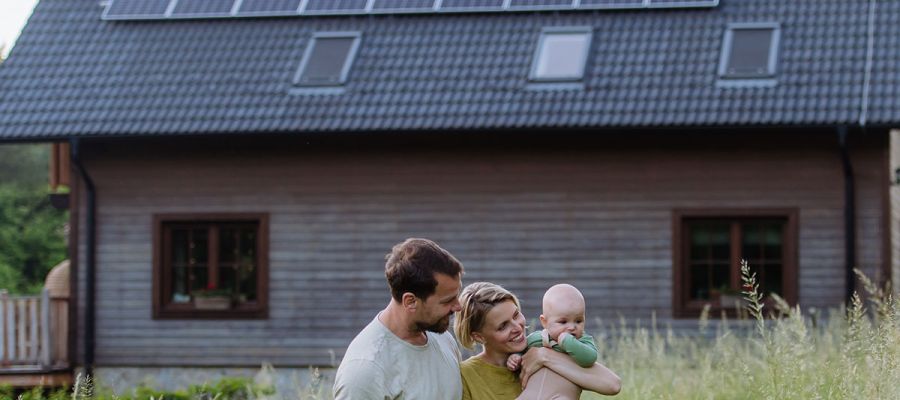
top-left (154, 303), bottom-right (267, 320)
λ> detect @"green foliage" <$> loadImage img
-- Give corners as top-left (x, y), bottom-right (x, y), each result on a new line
top-left (584, 263), bottom-right (900, 400)
top-left (0, 144), bottom-right (67, 294)
top-left (0, 145), bottom-right (49, 187)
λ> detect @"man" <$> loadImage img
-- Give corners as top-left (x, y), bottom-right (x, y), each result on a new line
top-left (333, 238), bottom-right (464, 400)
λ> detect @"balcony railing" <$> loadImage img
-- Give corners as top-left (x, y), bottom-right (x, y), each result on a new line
top-left (0, 289), bottom-right (69, 371)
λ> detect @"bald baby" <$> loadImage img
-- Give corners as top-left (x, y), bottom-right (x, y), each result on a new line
top-left (540, 284), bottom-right (587, 346)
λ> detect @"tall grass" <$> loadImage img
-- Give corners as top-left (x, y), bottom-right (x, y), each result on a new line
top-left (589, 262), bottom-right (900, 400)
top-left (10, 262), bottom-right (898, 399)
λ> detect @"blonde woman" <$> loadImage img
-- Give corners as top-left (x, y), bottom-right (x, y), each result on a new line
top-left (454, 282), bottom-right (621, 400)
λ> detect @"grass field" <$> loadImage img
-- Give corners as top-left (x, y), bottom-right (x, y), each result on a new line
top-left (8, 264), bottom-right (899, 399)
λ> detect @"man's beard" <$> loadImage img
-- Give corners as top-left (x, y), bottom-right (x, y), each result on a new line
top-left (416, 313), bottom-right (452, 333)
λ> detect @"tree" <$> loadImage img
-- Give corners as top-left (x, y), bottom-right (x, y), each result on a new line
top-left (0, 144), bottom-right (68, 294)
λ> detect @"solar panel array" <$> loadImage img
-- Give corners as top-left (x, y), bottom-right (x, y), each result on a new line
top-left (103, 0), bottom-right (718, 20)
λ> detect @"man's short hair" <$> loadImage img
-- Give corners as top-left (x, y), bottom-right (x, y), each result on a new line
top-left (385, 238), bottom-right (464, 302)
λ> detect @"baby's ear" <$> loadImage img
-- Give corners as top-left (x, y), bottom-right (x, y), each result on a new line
top-left (539, 314), bottom-right (547, 328)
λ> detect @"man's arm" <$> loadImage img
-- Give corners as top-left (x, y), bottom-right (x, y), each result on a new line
top-left (557, 333), bottom-right (598, 367)
top-left (333, 359), bottom-right (390, 400)
top-left (520, 347), bottom-right (621, 395)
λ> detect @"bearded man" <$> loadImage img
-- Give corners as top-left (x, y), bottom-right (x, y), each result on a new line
top-left (333, 238), bottom-right (464, 400)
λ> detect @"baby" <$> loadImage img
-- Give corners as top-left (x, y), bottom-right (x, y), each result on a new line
top-left (507, 283), bottom-right (598, 370)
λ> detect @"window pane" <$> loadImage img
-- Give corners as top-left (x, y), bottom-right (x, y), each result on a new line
top-left (172, 267), bottom-right (190, 303)
top-left (219, 228), bottom-right (237, 264)
top-left (709, 227), bottom-right (730, 261)
top-left (172, 229), bottom-right (189, 266)
top-left (741, 223), bottom-right (762, 262)
top-left (240, 228), bottom-right (257, 265)
top-left (298, 36), bottom-right (357, 85)
top-left (191, 229), bottom-right (208, 265)
top-left (763, 264), bottom-right (782, 297)
top-left (764, 224), bottom-right (783, 259)
top-left (727, 28), bottom-right (774, 76)
top-left (219, 265), bottom-right (237, 293)
top-left (712, 263), bottom-right (730, 292)
top-left (534, 32), bottom-right (591, 80)
top-left (189, 266), bottom-right (209, 293)
top-left (690, 265), bottom-right (710, 300)
top-left (239, 265), bottom-right (257, 302)
top-left (689, 227), bottom-right (709, 261)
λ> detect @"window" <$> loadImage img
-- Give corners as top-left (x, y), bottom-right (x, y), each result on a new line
top-left (672, 209), bottom-right (797, 317)
top-left (719, 23), bottom-right (780, 79)
top-left (293, 32), bottom-right (362, 86)
top-left (529, 27), bottom-right (593, 82)
top-left (153, 214), bottom-right (268, 319)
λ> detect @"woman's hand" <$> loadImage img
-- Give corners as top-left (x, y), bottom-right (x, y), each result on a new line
top-left (522, 347), bottom-right (622, 395)
top-left (519, 347), bottom-right (550, 388)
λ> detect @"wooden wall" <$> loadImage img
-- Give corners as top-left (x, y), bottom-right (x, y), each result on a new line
top-left (71, 132), bottom-right (887, 367)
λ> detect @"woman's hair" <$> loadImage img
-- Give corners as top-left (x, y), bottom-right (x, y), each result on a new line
top-left (454, 282), bottom-right (521, 350)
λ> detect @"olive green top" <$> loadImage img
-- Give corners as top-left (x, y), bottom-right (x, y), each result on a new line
top-left (460, 356), bottom-right (523, 400)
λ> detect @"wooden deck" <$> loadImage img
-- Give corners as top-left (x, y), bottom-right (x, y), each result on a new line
top-left (0, 289), bottom-right (71, 387)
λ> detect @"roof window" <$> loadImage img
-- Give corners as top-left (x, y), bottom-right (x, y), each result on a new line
top-left (719, 23), bottom-right (780, 79)
top-left (293, 32), bottom-right (362, 86)
top-left (529, 27), bottom-right (593, 82)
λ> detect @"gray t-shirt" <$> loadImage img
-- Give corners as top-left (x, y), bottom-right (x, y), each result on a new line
top-left (333, 313), bottom-right (462, 400)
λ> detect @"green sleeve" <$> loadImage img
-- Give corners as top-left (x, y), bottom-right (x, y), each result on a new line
top-left (559, 333), bottom-right (598, 367)
top-left (526, 331), bottom-right (544, 348)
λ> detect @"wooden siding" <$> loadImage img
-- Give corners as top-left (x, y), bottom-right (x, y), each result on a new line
top-left (73, 137), bottom-right (887, 367)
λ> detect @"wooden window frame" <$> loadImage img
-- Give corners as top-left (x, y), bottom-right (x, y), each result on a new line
top-left (672, 209), bottom-right (798, 318)
top-left (153, 213), bottom-right (269, 319)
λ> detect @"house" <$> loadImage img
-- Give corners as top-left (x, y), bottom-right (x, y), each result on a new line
top-left (1, 0), bottom-right (899, 390)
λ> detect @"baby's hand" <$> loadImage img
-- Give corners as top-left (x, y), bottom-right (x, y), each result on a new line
top-left (506, 354), bottom-right (523, 371)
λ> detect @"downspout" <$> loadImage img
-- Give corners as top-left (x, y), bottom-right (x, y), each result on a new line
top-left (838, 127), bottom-right (856, 306)
top-left (70, 138), bottom-right (96, 376)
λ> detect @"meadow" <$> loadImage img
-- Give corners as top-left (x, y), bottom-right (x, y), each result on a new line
top-left (5, 263), bottom-right (899, 400)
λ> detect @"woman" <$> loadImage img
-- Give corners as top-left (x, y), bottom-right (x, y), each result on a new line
top-left (454, 282), bottom-right (621, 399)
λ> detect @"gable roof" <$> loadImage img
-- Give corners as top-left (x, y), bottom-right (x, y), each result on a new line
top-left (0, 0), bottom-right (895, 141)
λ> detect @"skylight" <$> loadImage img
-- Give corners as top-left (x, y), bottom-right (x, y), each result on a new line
top-left (529, 27), bottom-right (593, 82)
top-left (293, 32), bottom-right (361, 87)
top-left (719, 23), bottom-right (780, 79)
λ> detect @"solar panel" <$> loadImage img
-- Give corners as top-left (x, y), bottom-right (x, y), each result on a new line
top-left (103, 0), bottom-right (172, 19)
top-left (102, 0), bottom-right (716, 20)
top-left (577, 0), bottom-right (642, 9)
top-left (508, 0), bottom-right (574, 10)
top-left (171, 0), bottom-right (237, 16)
top-left (372, 0), bottom-right (435, 12)
top-left (237, 0), bottom-right (302, 14)
top-left (303, 0), bottom-right (368, 14)
top-left (648, 0), bottom-right (718, 7)
top-left (439, 0), bottom-right (504, 11)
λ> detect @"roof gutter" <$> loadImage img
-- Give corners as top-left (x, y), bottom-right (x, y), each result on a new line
top-left (69, 138), bottom-right (96, 376)
top-left (838, 127), bottom-right (857, 306)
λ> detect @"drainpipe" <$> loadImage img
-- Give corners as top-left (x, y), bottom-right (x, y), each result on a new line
top-left (70, 138), bottom-right (96, 377)
top-left (838, 127), bottom-right (856, 306)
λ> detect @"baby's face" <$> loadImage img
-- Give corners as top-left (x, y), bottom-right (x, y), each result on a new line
top-left (540, 295), bottom-right (586, 341)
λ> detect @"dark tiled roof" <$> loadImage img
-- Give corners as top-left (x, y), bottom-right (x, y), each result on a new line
top-left (0, 0), bottom-right (890, 140)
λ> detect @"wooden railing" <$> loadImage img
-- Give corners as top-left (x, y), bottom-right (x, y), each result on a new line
top-left (0, 289), bottom-right (68, 369)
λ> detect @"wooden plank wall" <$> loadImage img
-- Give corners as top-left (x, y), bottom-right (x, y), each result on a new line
top-left (72, 138), bottom-right (886, 367)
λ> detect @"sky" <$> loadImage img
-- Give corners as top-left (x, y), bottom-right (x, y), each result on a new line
top-left (1, 0), bottom-right (39, 58)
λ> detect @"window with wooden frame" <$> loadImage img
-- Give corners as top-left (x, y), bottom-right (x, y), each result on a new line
top-left (153, 214), bottom-right (268, 319)
top-left (672, 209), bottom-right (798, 318)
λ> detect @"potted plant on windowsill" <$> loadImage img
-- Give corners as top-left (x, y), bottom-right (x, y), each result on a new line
top-left (193, 284), bottom-right (232, 310)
